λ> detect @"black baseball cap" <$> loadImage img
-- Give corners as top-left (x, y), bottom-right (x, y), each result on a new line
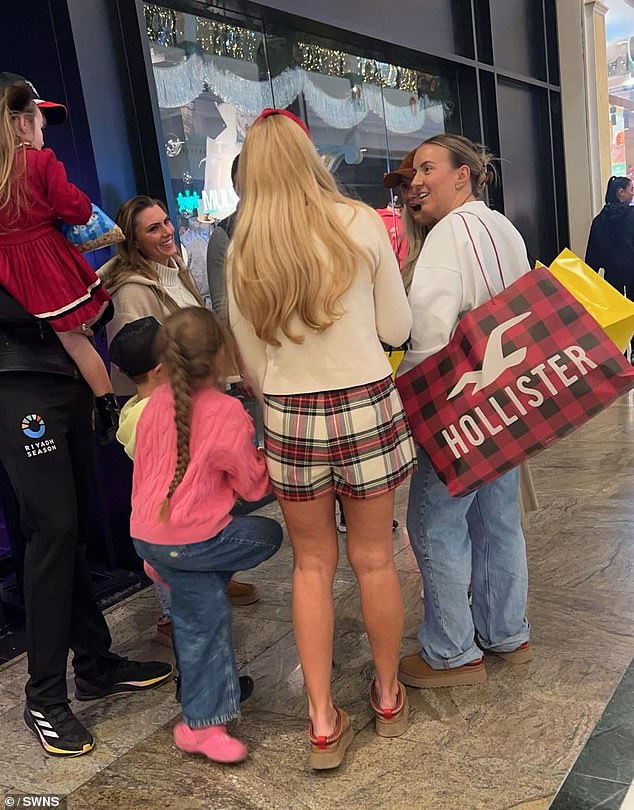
top-left (109, 317), bottom-right (161, 377)
top-left (0, 72), bottom-right (67, 125)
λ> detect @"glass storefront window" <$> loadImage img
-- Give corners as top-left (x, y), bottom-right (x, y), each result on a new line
top-left (143, 2), bottom-right (460, 294)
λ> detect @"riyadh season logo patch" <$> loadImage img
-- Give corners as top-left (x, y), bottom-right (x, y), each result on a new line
top-left (21, 414), bottom-right (46, 439)
top-left (21, 414), bottom-right (57, 458)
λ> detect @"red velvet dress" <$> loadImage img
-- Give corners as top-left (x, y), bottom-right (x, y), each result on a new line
top-left (0, 146), bottom-right (110, 332)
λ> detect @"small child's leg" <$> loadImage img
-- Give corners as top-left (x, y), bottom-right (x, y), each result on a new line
top-left (57, 330), bottom-right (112, 396)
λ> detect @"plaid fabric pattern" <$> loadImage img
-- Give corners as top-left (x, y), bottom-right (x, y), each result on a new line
top-left (396, 265), bottom-right (634, 497)
top-left (263, 376), bottom-right (417, 501)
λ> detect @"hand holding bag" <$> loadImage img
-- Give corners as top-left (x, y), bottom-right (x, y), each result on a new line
top-left (60, 204), bottom-right (124, 253)
top-left (396, 215), bottom-right (634, 496)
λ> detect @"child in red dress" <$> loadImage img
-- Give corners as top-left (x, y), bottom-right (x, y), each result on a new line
top-left (0, 81), bottom-right (118, 441)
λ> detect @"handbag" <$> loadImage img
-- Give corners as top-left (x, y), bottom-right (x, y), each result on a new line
top-left (60, 204), bottom-right (124, 253)
top-left (396, 215), bottom-right (634, 496)
top-left (548, 248), bottom-right (634, 352)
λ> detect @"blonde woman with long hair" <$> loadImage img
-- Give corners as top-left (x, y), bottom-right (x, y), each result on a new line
top-left (131, 307), bottom-right (282, 764)
top-left (228, 109), bottom-right (417, 769)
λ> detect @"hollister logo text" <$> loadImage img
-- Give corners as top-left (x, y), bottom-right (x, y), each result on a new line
top-left (442, 343), bottom-right (597, 461)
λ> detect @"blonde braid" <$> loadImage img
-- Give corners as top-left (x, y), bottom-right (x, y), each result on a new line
top-left (159, 336), bottom-right (192, 520)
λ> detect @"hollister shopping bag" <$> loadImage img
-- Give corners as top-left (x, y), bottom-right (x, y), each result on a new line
top-left (548, 249), bottom-right (634, 353)
top-left (396, 265), bottom-right (634, 496)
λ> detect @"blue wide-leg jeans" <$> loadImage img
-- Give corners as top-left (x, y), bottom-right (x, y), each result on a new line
top-left (406, 447), bottom-right (530, 669)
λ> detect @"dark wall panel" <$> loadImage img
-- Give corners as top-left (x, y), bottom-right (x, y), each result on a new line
top-left (0, 0), bottom-right (100, 201)
top-left (489, 0), bottom-right (547, 80)
top-left (250, 0), bottom-right (475, 58)
top-left (496, 78), bottom-right (557, 262)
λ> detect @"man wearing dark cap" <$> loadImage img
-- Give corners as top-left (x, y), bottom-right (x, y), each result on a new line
top-left (0, 74), bottom-right (172, 758)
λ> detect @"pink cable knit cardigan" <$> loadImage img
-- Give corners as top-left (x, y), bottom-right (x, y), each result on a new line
top-left (131, 383), bottom-right (271, 545)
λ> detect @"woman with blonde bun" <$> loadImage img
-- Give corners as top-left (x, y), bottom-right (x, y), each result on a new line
top-left (397, 134), bottom-right (533, 690)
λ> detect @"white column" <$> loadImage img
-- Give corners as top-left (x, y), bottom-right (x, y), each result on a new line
top-left (556, 0), bottom-right (610, 255)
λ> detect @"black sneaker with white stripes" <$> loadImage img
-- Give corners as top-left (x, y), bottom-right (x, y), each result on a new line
top-left (75, 657), bottom-right (173, 701)
top-left (24, 704), bottom-right (94, 757)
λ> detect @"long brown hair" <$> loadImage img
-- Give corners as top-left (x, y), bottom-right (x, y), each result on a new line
top-left (0, 82), bottom-right (37, 219)
top-left (157, 307), bottom-right (232, 519)
top-left (100, 195), bottom-right (203, 308)
top-left (230, 113), bottom-right (371, 347)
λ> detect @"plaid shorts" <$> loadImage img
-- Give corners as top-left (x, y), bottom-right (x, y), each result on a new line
top-left (263, 375), bottom-right (417, 502)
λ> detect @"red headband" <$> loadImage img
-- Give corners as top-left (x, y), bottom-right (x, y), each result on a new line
top-left (256, 108), bottom-right (310, 136)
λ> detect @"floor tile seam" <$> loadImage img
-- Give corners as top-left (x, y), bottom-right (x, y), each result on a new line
top-left (236, 626), bottom-right (295, 670)
top-left (53, 705), bottom-right (187, 798)
top-left (569, 774), bottom-right (632, 786)
top-left (502, 794), bottom-right (559, 810)
top-left (527, 583), bottom-right (634, 604)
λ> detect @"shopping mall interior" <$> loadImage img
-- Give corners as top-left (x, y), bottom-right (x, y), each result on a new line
top-left (0, 1), bottom-right (633, 808)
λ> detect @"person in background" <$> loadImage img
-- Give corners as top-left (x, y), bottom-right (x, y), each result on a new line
top-left (0, 71), bottom-right (172, 759)
top-left (383, 148), bottom-right (433, 293)
top-left (0, 79), bottom-right (119, 442)
top-left (585, 175), bottom-right (634, 302)
top-left (131, 307), bottom-right (282, 764)
top-left (100, 196), bottom-right (259, 610)
top-left (398, 134), bottom-right (533, 691)
top-left (229, 109), bottom-right (416, 770)
top-left (206, 153), bottom-right (240, 324)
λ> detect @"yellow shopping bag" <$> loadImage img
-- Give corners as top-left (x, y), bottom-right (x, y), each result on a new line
top-left (547, 248), bottom-right (634, 352)
top-left (385, 349), bottom-right (405, 378)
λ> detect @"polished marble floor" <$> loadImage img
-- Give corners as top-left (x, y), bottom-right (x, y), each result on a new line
top-left (0, 392), bottom-right (633, 810)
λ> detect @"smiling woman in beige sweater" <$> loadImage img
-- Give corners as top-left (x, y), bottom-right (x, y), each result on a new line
top-left (99, 196), bottom-right (203, 397)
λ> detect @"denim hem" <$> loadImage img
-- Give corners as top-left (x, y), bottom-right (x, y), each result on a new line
top-left (477, 625), bottom-right (531, 653)
top-left (182, 707), bottom-right (241, 728)
top-left (420, 646), bottom-right (484, 670)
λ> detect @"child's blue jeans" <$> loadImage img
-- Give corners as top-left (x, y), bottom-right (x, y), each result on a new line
top-left (134, 515), bottom-right (282, 727)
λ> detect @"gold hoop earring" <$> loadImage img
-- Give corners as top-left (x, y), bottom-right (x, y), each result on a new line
top-left (455, 182), bottom-right (464, 190)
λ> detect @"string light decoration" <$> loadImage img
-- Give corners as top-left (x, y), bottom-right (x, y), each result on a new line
top-left (143, 4), bottom-right (444, 98)
top-left (144, 3), bottom-right (184, 47)
top-left (297, 41), bottom-right (420, 94)
top-left (196, 18), bottom-right (259, 61)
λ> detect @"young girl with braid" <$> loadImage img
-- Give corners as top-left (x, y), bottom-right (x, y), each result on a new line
top-left (130, 307), bottom-right (282, 764)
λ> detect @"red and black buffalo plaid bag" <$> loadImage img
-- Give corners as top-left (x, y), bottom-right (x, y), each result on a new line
top-left (396, 216), bottom-right (634, 497)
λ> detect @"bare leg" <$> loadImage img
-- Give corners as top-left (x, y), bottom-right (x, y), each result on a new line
top-left (342, 491), bottom-right (402, 708)
top-left (278, 492), bottom-right (339, 737)
top-left (57, 331), bottom-right (112, 396)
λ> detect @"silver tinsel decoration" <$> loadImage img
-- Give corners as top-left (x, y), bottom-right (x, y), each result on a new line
top-left (152, 55), bottom-right (448, 133)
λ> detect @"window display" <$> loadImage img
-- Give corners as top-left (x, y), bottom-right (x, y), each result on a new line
top-left (143, 2), bottom-right (459, 297)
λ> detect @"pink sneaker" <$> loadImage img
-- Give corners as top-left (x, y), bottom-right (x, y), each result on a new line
top-left (173, 722), bottom-right (247, 764)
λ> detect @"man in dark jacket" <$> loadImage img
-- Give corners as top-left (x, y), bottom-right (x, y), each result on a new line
top-left (0, 74), bottom-right (172, 758)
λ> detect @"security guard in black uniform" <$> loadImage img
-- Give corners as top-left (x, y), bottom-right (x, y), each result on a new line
top-left (0, 74), bottom-right (172, 757)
